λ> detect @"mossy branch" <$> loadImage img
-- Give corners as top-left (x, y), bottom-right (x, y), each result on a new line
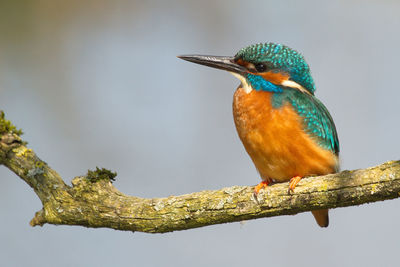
top-left (1, 112), bottom-right (399, 233)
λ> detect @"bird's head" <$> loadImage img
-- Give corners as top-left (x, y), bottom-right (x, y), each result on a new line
top-left (179, 43), bottom-right (315, 95)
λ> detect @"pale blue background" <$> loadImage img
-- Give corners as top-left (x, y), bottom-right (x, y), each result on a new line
top-left (0, 1), bottom-right (399, 266)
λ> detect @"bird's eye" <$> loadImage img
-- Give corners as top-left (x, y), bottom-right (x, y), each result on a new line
top-left (254, 63), bottom-right (266, 72)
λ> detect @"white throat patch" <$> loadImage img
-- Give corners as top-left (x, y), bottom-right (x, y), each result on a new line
top-left (230, 72), bottom-right (253, 94)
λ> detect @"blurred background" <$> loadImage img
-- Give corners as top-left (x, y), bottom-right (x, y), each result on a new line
top-left (0, 0), bottom-right (399, 266)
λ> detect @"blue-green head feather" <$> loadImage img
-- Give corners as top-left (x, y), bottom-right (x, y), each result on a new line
top-left (234, 43), bottom-right (316, 94)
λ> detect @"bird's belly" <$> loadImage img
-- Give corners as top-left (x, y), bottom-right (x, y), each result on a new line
top-left (233, 87), bottom-right (338, 182)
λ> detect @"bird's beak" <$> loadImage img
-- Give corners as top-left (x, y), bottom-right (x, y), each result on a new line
top-left (177, 55), bottom-right (247, 75)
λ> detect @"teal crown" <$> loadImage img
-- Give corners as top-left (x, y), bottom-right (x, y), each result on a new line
top-left (234, 43), bottom-right (316, 94)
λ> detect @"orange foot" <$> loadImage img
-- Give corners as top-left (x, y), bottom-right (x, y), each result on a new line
top-left (254, 180), bottom-right (271, 195)
top-left (288, 176), bottom-right (302, 194)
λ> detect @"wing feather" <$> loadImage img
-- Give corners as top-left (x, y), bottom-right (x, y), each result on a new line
top-left (273, 89), bottom-right (339, 155)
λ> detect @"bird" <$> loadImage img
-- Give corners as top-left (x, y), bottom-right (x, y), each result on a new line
top-left (178, 43), bottom-right (339, 227)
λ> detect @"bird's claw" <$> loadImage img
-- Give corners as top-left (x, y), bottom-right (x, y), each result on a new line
top-left (288, 176), bottom-right (302, 194)
top-left (253, 180), bottom-right (271, 197)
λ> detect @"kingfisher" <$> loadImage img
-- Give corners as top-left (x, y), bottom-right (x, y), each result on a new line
top-left (178, 43), bottom-right (339, 227)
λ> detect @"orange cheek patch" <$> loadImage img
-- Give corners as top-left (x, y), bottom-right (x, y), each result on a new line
top-left (260, 71), bottom-right (289, 85)
top-left (235, 59), bottom-right (256, 70)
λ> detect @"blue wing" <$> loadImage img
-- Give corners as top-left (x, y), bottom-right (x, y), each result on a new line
top-left (273, 89), bottom-right (339, 155)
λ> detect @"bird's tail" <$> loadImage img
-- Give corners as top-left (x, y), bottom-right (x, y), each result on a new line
top-left (312, 209), bottom-right (329, 227)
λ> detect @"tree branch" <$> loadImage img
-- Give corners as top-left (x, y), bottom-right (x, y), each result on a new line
top-left (1, 111), bottom-right (399, 233)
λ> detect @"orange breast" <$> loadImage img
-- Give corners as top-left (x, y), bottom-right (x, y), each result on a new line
top-left (233, 87), bottom-right (338, 182)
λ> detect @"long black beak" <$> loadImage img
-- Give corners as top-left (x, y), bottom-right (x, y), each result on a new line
top-left (177, 55), bottom-right (247, 75)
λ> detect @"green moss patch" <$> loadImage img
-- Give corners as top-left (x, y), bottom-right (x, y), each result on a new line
top-left (86, 167), bottom-right (117, 183)
top-left (0, 111), bottom-right (23, 136)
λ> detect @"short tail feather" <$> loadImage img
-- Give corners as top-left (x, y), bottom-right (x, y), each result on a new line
top-left (312, 209), bottom-right (329, 228)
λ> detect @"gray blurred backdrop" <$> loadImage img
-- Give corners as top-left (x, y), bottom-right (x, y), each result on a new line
top-left (1, 1), bottom-right (399, 266)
